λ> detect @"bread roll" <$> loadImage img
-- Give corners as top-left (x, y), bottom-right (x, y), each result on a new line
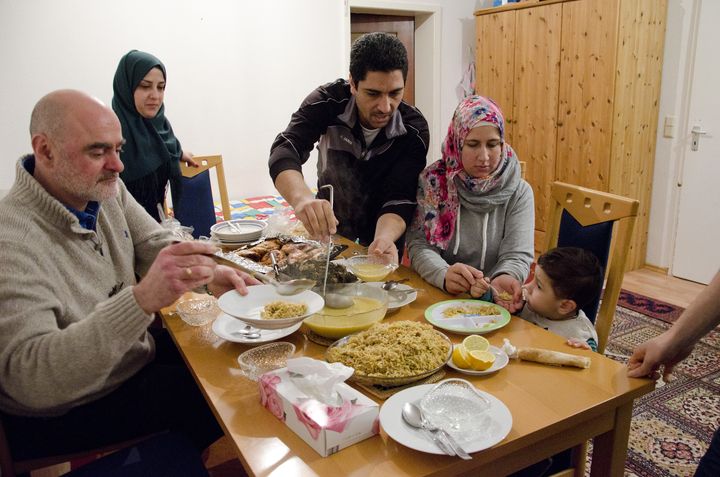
top-left (517, 347), bottom-right (591, 369)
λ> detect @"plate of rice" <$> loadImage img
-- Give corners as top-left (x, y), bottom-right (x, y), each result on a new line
top-left (424, 299), bottom-right (511, 335)
top-left (325, 321), bottom-right (452, 386)
top-left (217, 284), bottom-right (324, 330)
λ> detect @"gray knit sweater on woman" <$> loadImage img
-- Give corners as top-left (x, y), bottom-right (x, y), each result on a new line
top-left (407, 158), bottom-right (535, 290)
top-left (0, 157), bottom-right (173, 417)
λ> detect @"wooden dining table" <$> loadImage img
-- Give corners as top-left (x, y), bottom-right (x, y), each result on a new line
top-left (161, 241), bottom-right (654, 477)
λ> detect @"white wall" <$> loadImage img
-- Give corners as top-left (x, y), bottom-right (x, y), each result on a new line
top-left (0, 0), bottom-right (478, 200)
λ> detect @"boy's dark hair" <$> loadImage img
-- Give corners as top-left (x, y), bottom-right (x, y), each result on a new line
top-left (537, 247), bottom-right (603, 311)
top-left (349, 32), bottom-right (408, 86)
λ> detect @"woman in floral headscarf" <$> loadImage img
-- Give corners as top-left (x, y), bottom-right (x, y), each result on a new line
top-left (407, 96), bottom-right (534, 312)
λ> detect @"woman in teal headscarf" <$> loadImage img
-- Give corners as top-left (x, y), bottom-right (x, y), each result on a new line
top-left (112, 50), bottom-right (197, 222)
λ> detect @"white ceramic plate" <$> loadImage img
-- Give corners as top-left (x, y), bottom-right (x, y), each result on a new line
top-left (424, 300), bottom-right (511, 335)
top-left (212, 313), bottom-right (302, 344)
top-left (217, 285), bottom-right (324, 330)
top-left (379, 384), bottom-right (512, 455)
top-left (364, 282), bottom-right (417, 310)
top-left (210, 219), bottom-right (266, 242)
top-left (446, 345), bottom-right (510, 376)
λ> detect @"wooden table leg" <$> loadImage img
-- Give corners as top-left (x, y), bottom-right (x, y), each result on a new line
top-left (590, 402), bottom-right (633, 477)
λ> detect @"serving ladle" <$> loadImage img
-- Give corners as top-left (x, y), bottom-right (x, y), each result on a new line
top-left (318, 184), bottom-right (354, 309)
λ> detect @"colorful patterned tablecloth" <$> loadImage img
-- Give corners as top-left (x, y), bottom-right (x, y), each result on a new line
top-left (217, 195), bottom-right (293, 221)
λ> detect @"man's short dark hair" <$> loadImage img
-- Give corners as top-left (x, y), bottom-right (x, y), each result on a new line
top-left (538, 247), bottom-right (603, 310)
top-left (349, 32), bottom-right (408, 85)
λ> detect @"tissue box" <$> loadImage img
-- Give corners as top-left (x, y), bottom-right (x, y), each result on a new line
top-left (259, 368), bottom-right (379, 456)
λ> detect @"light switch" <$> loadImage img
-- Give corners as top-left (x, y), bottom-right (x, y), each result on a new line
top-left (664, 115), bottom-right (676, 138)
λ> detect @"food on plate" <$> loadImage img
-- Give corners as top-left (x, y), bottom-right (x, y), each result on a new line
top-left (451, 336), bottom-right (494, 370)
top-left (281, 260), bottom-right (357, 284)
top-left (468, 350), bottom-right (496, 371)
top-left (326, 321), bottom-right (450, 378)
top-left (260, 301), bottom-right (308, 319)
top-left (451, 345), bottom-right (472, 369)
top-left (226, 239), bottom-right (329, 268)
top-left (442, 303), bottom-right (499, 318)
top-left (462, 334), bottom-right (490, 352)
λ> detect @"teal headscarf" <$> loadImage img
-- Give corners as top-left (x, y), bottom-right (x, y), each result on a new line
top-left (112, 50), bottom-right (182, 183)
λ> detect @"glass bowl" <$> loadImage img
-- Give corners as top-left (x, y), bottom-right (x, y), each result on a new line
top-left (237, 341), bottom-right (296, 381)
top-left (345, 254), bottom-right (398, 282)
top-left (325, 322), bottom-right (452, 386)
top-left (175, 296), bottom-right (221, 326)
top-left (304, 283), bottom-right (389, 339)
top-left (419, 379), bottom-right (492, 443)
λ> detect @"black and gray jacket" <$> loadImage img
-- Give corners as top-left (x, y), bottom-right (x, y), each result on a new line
top-left (269, 79), bottom-right (430, 248)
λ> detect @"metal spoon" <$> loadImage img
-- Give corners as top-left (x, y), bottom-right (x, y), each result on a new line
top-left (380, 278), bottom-right (410, 291)
top-left (233, 324), bottom-right (261, 339)
top-left (401, 403), bottom-right (455, 457)
top-left (401, 402), bottom-right (471, 460)
top-left (268, 251), bottom-right (316, 296)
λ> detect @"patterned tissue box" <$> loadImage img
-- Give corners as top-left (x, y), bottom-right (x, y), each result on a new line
top-left (259, 368), bottom-right (379, 457)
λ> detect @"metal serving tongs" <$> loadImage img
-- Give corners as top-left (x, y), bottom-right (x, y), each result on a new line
top-left (318, 185), bottom-right (353, 309)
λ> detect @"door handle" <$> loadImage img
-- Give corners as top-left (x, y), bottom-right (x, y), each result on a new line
top-left (691, 125), bottom-right (709, 151)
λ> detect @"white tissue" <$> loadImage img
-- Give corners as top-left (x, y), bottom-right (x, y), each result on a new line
top-left (502, 338), bottom-right (518, 359)
top-left (286, 357), bottom-right (354, 406)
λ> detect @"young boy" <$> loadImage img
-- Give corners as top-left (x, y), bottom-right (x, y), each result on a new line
top-left (519, 247), bottom-right (603, 351)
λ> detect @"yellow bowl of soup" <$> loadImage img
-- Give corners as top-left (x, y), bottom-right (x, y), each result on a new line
top-left (304, 283), bottom-right (389, 339)
top-left (345, 254), bottom-right (398, 282)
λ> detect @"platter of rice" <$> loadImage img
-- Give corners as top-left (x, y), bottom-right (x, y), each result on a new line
top-left (325, 321), bottom-right (452, 386)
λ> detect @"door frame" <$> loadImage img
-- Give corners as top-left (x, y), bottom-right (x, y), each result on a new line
top-left (345, 0), bottom-right (442, 162)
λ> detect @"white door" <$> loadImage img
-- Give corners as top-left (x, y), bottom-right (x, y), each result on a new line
top-left (672, 0), bottom-right (720, 284)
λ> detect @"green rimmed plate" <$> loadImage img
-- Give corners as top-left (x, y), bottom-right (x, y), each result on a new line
top-left (424, 299), bottom-right (511, 335)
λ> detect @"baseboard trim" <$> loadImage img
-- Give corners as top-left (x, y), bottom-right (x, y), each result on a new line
top-left (643, 264), bottom-right (669, 275)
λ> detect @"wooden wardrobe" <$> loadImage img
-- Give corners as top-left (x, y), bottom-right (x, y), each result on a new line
top-left (474, 0), bottom-right (667, 270)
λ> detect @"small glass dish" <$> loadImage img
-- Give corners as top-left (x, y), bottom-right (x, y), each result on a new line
top-left (419, 378), bottom-right (492, 443)
top-left (237, 341), bottom-right (296, 381)
top-left (345, 254), bottom-right (398, 282)
top-left (175, 296), bottom-right (220, 326)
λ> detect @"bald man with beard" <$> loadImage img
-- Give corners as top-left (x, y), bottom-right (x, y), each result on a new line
top-left (0, 90), bottom-right (257, 461)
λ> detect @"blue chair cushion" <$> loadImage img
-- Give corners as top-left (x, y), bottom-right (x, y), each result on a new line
top-left (173, 171), bottom-right (216, 239)
top-left (556, 210), bottom-right (612, 323)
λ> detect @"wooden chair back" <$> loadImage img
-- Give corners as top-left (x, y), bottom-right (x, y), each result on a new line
top-left (173, 154), bottom-right (232, 238)
top-left (544, 181), bottom-right (639, 354)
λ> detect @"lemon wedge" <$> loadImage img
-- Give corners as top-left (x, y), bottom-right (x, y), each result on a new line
top-left (452, 344), bottom-right (472, 369)
top-left (463, 334), bottom-right (490, 353)
top-left (468, 350), bottom-right (496, 371)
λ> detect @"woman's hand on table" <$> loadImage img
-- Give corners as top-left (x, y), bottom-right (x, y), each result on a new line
top-left (444, 263), bottom-right (485, 295)
top-left (491, 274), bottom-right (524, 313)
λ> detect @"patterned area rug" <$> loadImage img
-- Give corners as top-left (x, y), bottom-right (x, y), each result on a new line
top-left (595, 292), bottom-right (720, 476)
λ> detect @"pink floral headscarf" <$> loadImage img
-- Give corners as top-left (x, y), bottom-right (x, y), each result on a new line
top-left (414, 95), bottom-right (517, 250)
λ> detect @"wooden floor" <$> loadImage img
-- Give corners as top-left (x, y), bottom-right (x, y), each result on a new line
top-left (28, 268), bottom-right (707, 477)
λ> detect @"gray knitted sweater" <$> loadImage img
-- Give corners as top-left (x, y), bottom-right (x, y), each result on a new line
top-left (0, 157), bottom-right (173, 417)
top-left (407, 158), bottom-right (535, 290)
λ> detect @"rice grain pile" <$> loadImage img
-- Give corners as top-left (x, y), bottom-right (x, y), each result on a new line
top-left (260, 301), bottom-right (308, 319)
top-left (326, 321), bottom-right (450, 378)
top-left (442, 304), bottom-right (498, 318)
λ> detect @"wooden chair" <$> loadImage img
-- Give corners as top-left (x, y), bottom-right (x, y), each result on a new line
top-left (173, 154), bottom-right (232, 238)
top-left (544, 182), bottom-right (639, 477)
top-left (544, 181), bottom-right (639, 354)
top-left (0, 415), bottom-right (155, 477)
